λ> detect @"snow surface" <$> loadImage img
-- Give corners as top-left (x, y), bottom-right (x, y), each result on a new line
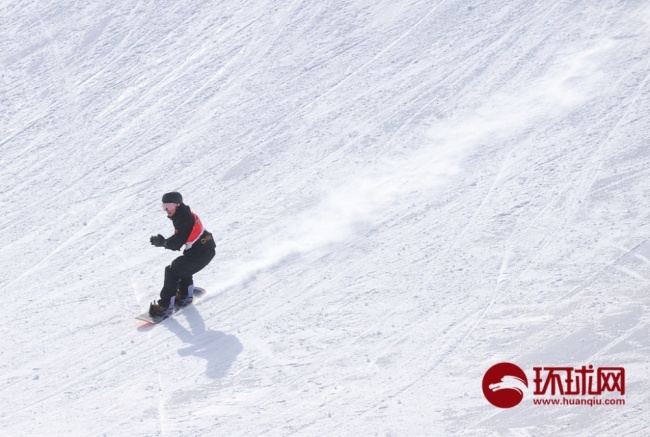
top-left (1, 1), bottom-right (649, 436)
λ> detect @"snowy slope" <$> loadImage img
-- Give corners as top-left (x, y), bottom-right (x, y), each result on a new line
top-left (2, 0), bottom-right (649, 435)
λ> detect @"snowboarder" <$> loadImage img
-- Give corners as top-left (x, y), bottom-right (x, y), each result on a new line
top-left (149, 192), bottom-right (216, 317)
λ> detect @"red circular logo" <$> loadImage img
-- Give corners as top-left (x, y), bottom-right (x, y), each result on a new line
top-left (482, 362), bottom-right (528, 408)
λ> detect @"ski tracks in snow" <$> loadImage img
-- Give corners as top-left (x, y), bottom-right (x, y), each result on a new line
top-left (188, 22), bottom-right (632, 435)
top-left (3, 1), bottom-right (650, 435)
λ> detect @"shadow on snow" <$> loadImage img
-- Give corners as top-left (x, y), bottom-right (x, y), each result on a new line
top-left (163, 304), bottom-right (243, 379)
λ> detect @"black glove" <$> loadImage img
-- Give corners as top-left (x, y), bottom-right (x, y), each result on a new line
top-left (150, 234), bottom-right (166, 247)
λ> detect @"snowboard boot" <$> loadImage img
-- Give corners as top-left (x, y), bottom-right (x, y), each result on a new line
top-left (149, 296), bottom-right (175, 317)
top-left (175, 284), bottom-right (194, 307)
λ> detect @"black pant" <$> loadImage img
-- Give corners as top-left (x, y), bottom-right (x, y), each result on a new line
top-left (159, 241), bottom-right (215, 306)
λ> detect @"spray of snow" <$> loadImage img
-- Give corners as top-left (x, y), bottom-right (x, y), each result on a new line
top-left (210, 42), bottom-right (612, 295)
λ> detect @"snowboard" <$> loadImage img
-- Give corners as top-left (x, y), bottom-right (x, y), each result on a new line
top-left (136, 287), bottom-right (206, 324)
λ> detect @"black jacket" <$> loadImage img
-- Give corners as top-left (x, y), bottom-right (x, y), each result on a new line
top-left (164, 204), bottom-right (211, 253)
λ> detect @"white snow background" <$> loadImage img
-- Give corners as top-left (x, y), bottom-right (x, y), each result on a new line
top-left (1, 1), bottom-right (649, 436)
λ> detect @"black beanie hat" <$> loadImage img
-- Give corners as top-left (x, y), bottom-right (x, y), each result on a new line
top-left (162, 191), bottom-right (183, 204)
